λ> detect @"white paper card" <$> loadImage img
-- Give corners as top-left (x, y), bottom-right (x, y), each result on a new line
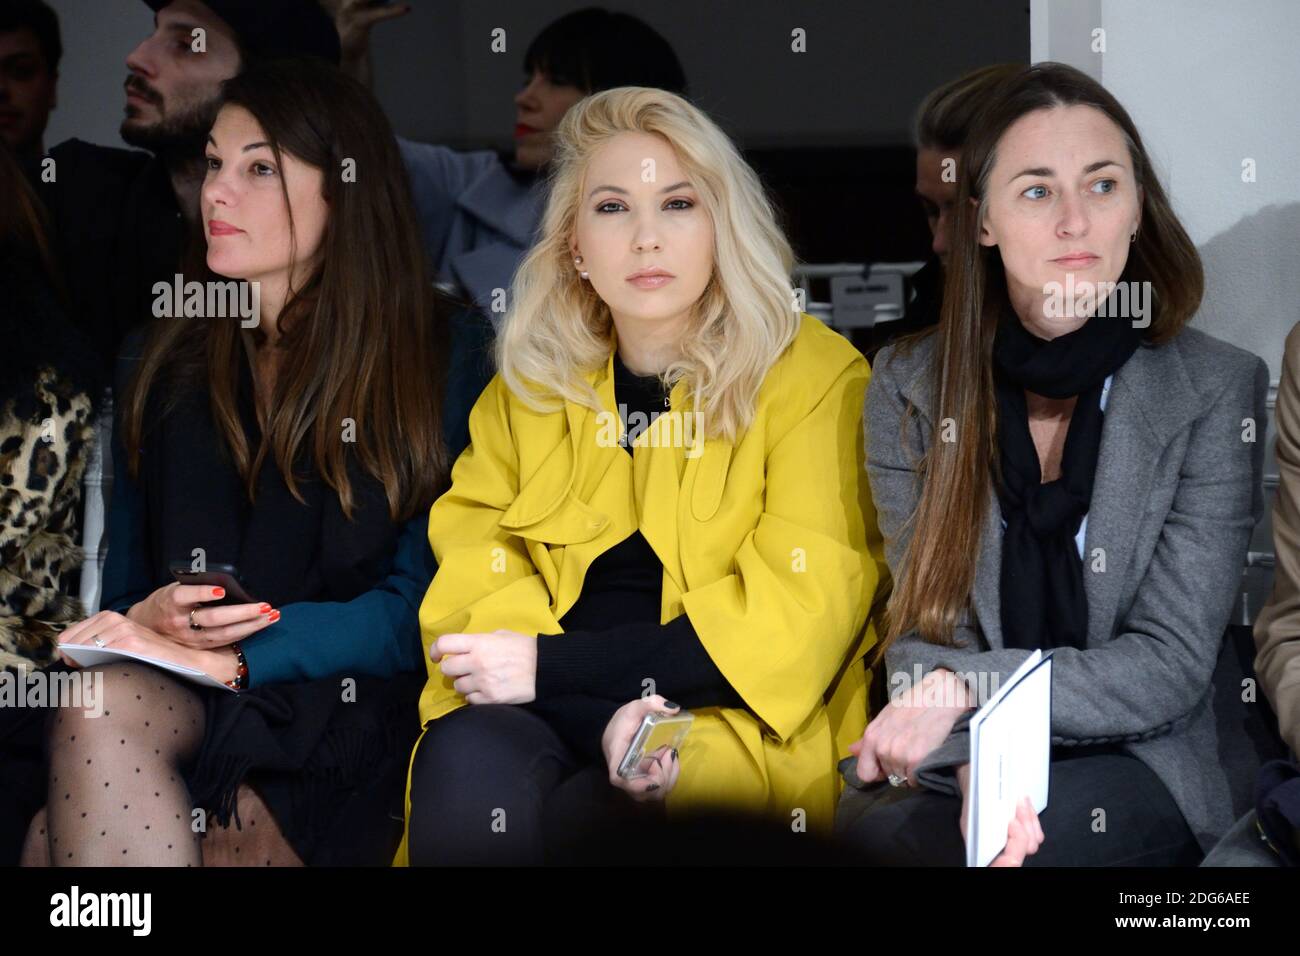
top-left (58, 643), bottom-right (237, 693)
top-left (965, 649), bottom-right (1052, 867)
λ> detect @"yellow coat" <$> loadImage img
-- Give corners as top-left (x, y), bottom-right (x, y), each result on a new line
top-left (393, 313), bottom-right (888, 863)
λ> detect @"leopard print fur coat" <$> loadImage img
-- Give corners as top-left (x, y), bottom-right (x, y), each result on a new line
top-left (0, 367), bottom-right (96, 671)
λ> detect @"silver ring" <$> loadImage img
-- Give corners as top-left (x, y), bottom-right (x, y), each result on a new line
top-left (189, 608), bottom-right (203, 631)
top-left (92, 637), bottom-right (106, 648)
top-left (887, 772), bottom-right (908, 788)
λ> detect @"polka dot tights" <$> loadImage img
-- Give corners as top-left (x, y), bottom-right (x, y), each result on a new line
top-left (44, 663), bottom-right (206, 866)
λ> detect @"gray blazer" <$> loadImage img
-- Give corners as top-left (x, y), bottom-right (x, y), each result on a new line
top-left (860, 326), bottom-right (1269, 853)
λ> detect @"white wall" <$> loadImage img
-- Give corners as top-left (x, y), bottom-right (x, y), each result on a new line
top-left (1033, 0), bottom-right (1298, 618)
top-left (43, 0), bottom-right (153, 150)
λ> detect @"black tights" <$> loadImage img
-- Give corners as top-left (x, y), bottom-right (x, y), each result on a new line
top-left (407, 703), bottom-right (655, 865)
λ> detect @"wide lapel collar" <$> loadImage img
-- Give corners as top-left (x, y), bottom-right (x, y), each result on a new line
top-left (600, 321), bottom-right (695, 599)
top-left (581, 340), bottom-right (631, 511)
top-left (631, 372), bottom-right (699, 599)
top-left (497, 351), bottom-right (623, 536)
top-left (1082, 339), bottom-right (1201, 646)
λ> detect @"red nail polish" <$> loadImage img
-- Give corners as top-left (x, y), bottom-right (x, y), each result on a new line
top-left (258, 603), bottom-right (272, 613)
top-left (267, 610), bottom-right (281, 623)
top-left (212, 587), bottom-right (225, 598)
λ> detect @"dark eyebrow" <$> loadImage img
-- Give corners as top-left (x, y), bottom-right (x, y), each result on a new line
top-left (1008, 159), bottom-right (1123, 183)
top-left (205, 134), bottom-right (273, 153)
top-left (587, 180), bottom-right (694, 199)
top-left (163, 21), bottom-right (202, 35)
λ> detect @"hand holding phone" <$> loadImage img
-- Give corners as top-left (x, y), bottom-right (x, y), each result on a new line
top-left (168, 561), bottom-right (256, 606)
top-left (602, 696), bottom-right (691, 802)
top-left (617, 710), bottom-right (694, 779)
top-left (120, 563), bottom-right (278, 649)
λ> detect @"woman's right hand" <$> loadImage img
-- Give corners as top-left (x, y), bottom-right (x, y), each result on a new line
top-left (848, 667), bottom-right (973, 787)
top-left (126, 583), bottom-right (277, 649)
top-left (322, 0), bottom-right (413, 65)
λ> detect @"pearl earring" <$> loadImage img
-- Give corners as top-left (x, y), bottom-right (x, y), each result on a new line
top-left (574, 255), bottom-right (588, 280)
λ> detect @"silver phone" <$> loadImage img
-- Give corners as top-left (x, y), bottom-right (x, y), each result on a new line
top-left (616, 710), bottom-right (694, 779)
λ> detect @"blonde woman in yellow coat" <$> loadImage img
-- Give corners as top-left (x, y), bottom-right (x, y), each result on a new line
top-left (395, 86), bottom-right (888, 864)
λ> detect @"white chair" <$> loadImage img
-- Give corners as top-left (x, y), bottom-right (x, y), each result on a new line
top-left (78, 388), bottom-right (114, 615)
top-left (793, 262), bottom-right (925, 332)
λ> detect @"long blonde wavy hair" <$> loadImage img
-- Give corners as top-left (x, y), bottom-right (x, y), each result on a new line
top-left (496, 86), bottom-right (800, 442)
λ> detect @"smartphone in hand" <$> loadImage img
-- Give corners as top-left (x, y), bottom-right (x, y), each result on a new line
top-left (168, 560), bottom-right (257, 607)
top-left (617, 710), bottom-right (694, 779)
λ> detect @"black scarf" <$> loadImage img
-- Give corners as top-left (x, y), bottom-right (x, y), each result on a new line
top-left (139, 350), bottom-right (400, 608)
top-left (993, 306), bottom-right (1142, 650)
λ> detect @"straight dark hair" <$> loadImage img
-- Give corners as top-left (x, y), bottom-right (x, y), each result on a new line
top-left (913, 63), bottom-right (1023, 152)
top-left (122, 57), bottom-right (450, 523)
top-left (880, 61), bottom-right (1204, 653)
top-left (524, 7), bottom-right (687, 95)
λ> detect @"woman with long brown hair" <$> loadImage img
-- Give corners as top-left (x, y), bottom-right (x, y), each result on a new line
top-left (838, 62), bottom-right (1268, 866)
top-left (35, 57), bottom-right (493, 866)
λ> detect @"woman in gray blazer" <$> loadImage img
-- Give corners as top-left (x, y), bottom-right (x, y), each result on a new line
top-left (837, 62), bottom-right (1268, 866)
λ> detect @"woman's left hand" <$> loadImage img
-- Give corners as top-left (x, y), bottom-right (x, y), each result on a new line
top-left (602, 695), bottom-right (682, 802)
top-left (58, 611), bottom-right (240, 684)
top-left (847, 667), bottom-right (973, 787)
top-left (957, 762), bottom-right (1044, 866)
top-left (433, 629), bottom-right (538, 705)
